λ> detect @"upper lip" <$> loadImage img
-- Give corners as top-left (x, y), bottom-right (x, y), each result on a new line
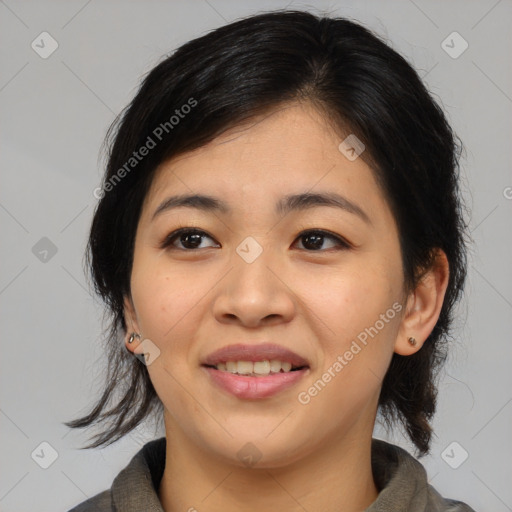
top-left (202, 343), bottom-right (310, 368)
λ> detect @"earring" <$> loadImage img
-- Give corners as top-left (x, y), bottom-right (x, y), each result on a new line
top-left (128, 332), bottom-right (141, 344)
top-left (408, 336), bottom-right (417, 346)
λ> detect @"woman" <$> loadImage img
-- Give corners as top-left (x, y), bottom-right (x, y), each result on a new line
top-left (66, 9), bottom-right (475, 511)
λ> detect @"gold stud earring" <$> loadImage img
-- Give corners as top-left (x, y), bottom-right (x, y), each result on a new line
top-left (408, 336), bottom-right (417, 346)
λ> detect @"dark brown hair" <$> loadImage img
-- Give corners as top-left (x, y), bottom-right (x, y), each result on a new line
top-left (65, 9), bottom-right (469, 456)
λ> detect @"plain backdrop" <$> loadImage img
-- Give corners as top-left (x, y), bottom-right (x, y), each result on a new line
top-left (1, 1), bottom-right (511, 511)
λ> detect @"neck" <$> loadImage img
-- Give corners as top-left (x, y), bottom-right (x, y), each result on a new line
top-left (158, 424), bottom-right (378, 512)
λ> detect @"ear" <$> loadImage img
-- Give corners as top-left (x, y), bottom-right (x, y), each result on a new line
top-left (123, 295), bottom-right (141, 354)
top-left (395, 249), bottom-right (450, 356)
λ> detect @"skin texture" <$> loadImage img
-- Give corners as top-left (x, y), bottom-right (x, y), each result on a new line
top-left (123, 102), bottom-right (449, 511)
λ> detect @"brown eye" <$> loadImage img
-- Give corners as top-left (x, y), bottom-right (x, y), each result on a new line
top-left (161, 228), bottom-right (218, 250)
top-left (295, 230), bottom-right (350, 251)
top-left (160, 228), bottom-right (350, 252)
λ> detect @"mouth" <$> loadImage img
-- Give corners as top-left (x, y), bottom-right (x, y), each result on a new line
top-left (201, 343), bottom-right (310, 399)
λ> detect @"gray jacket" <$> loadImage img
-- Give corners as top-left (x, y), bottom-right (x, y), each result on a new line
top-left (68, 437), bottom-right (475, 511)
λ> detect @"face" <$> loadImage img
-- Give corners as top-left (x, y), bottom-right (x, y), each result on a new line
top-left (124, 102), bottom-right (408, 467)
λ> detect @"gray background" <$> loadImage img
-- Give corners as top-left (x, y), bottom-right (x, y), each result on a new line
top-left (1, 1), bottom-right (511, 510)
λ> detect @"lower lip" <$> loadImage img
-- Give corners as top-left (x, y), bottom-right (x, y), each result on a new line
top-left (202, 366), bottom-right (309, 399)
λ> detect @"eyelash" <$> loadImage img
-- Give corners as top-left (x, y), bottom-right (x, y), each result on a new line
top-left (160, 227), bottom-right (351, 252)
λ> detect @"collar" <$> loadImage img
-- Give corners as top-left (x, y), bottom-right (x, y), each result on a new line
top-left (108, 437), bottom-right (473, 511)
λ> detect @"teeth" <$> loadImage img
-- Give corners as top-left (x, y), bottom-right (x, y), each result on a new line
top-left (237, 361), bottom-right (253, 375)
top-left (269, 360), bottom-right (282, 373)
top-left (281, 361), bottom-right (292, 372)
top-left (253, 360), bottom-right (270, 375)
top-left (214, 359), bottom-right (300, 376)
top-left (226, 361), bottom-right (237, 373)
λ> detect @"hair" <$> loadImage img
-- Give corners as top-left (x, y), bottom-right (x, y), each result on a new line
top-left (65, 9), bottom-right (469, 456)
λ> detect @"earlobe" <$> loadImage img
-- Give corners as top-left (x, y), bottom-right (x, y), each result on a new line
top-left (123, 295), bottom-right (141, 353)
top-left (394, 249), bottom-right (450, 356)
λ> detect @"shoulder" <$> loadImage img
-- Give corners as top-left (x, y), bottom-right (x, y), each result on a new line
top-left (368, 439), bottom-right (476, 511)
top-left (66, 437), bottom-right (166, 512)
top-left (67, 489), bottom-right (111, 511)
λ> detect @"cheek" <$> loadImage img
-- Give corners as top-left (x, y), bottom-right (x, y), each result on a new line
top-left (297, 257), bottom-right (402, 392)
top-left (297, 276), bottom-right (400, 420)
top-left (131, 262), bottom-right (202, 344)
top-left (301, 259), bottom-right (400, 336)
top-left (130, 265), bottom-right (206, 407)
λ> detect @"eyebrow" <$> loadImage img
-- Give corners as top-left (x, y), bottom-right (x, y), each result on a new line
top-left (151, 191), bottom-right (371, 224)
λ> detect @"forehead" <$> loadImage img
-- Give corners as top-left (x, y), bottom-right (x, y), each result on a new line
top-left (143, 102), bottom-right (386, 221)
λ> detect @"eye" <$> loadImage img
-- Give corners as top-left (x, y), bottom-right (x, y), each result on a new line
top-left (161, 227), bottom-right (351, 252)
top-left (160, 228), bottom-right (218, 250)
top-left (294, 229), bottom-right (351, 251)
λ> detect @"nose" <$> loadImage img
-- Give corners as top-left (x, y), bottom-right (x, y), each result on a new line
top-left (212, 246), bottom-right (296, 328)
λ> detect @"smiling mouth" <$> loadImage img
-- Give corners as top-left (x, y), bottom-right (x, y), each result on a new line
top-left (203, 360), bottom-right (308, 377)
